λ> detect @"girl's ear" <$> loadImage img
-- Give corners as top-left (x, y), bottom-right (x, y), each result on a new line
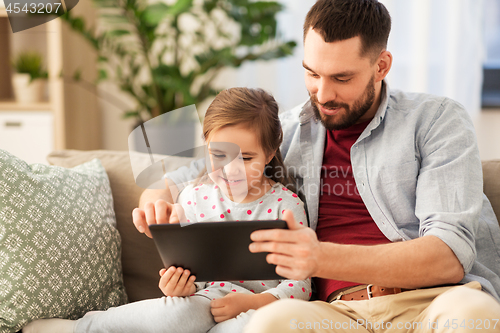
top-left (266, 151), bottom-right (277, 165)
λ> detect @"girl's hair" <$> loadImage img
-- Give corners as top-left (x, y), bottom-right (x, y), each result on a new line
top-left (201, 87), bottom-right (294, 189)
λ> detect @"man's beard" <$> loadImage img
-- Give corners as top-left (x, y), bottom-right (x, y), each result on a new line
top-left (310, 76), bottom-right (376, 130)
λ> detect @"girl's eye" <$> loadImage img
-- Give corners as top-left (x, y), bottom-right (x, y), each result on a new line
top-left (243, 157), bottom-right (252, 161)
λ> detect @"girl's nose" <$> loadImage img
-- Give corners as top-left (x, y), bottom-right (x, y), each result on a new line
top-left (224, 158), bottom-right (243, 177)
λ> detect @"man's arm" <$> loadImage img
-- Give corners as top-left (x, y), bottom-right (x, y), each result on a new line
top-left (250, 210), bottom-right (464, 288)
top-left (314, 235), bottom-right (464, 288)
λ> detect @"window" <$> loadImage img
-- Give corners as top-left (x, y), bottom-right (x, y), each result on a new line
top-left (482, 0), bottom-right (500, 107)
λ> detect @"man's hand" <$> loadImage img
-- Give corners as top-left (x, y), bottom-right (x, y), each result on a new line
top-left (133, 201), bottom-right (185, 238)
top-left (210, 293), bottom-right (277, 322)
top-left (159, 266), bottom-right (196, 297)
top-left (249, 210), bottom-right (321, 280)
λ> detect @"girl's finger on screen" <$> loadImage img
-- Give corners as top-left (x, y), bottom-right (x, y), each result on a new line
top-left (144, 202), bottom-right (156, 226)
top-left (132, 208), bottom-right (149, 235)
top-left (154, 200), bottom-right (168, 224)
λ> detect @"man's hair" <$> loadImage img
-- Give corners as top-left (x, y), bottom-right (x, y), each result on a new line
top-left (304, 0), bottom-right (391, 61)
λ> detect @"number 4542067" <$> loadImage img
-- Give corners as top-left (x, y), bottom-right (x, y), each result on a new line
top-left (6, 2), bottom-right (63, 15)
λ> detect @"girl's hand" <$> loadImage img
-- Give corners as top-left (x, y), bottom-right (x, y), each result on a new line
top-left (210, 293), bottom-right (277, 322)
top-left (133, 201), bottom-right (186, 238)
top-left (159, 266), bottom-right (196, 297)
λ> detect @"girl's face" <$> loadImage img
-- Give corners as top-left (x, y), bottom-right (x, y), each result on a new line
top-left (206, 124), bottom-right (272, 203)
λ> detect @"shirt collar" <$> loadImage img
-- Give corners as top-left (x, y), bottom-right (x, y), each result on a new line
top-left (372, 79), bottom-right (390, 126)
top-left (299, 99), bottom-right (316, 124)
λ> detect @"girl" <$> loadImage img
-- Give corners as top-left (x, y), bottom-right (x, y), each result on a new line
top-left (24, 88), bottom-right (311, 333)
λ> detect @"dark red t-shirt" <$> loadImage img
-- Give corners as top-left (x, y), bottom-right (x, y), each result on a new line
top-left (315, 120), bottom-right (391, 301)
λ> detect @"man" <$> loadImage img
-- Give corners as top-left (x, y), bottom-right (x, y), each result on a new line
top-left (133, 0), bottom-right (500, 332)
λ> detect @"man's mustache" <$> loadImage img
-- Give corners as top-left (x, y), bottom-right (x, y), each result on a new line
top-left (310, 94), bottom-right (349, 110)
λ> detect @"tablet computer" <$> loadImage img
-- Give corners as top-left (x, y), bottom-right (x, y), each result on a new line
top-left (149, 220), bottom-right (287, 282)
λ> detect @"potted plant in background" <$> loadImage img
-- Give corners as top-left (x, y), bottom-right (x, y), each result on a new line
top-left (60, 0), bottom-right (296, 155)
top-left (11, 51), bottom-right (48, 104)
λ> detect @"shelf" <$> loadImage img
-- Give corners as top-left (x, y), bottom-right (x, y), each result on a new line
top-left (0, 101), bottom-right (52, 111)
top-left (0, 1), bottom-right (101, 150)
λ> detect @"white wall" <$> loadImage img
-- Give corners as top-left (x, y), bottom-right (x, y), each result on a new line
top-left (474, 109), bottom-right (500, 160)
top-left (100, 0), bottom-right (500, 161)
top-left (99, 83), bottom-right (136, 151)
top-left (100, 0), bottom-right (314, 151)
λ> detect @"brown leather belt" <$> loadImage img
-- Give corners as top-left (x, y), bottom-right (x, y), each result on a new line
top-left (327, 285), bottom-right (415, 302)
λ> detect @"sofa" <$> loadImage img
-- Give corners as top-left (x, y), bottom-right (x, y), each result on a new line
top-left (45, 150), bottom-right (194, 303)
top-left (44, 150), bottom-right (500, 303)
top-left (0, 149), bottom-right (497, 332)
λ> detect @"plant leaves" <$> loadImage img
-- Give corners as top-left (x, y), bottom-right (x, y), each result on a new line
top-left (142, 3), bottom-right (171, 26)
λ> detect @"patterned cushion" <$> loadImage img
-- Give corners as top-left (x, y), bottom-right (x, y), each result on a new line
top-left (0, 150), bottom-right (127, 333)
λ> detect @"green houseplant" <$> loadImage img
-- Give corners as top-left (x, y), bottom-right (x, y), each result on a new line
top-left (61, 0), bottom-right (297, 123)
top-left (11, 51), bottom-right (48, 104)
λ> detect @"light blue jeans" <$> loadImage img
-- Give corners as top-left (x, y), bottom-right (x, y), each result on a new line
top-left (75, 292), bottom-right (254, 333)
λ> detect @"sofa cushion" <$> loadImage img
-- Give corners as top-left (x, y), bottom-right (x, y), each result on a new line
top-left (0, 150), bottom-right (127, 333)
top-left (483, 160), bottom-right (500, 224)
top-left (46, 150), bottom-right (194, 302)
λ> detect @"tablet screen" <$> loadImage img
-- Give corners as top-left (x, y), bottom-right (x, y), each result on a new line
top-left (149, 220), bottom-right (287, 281)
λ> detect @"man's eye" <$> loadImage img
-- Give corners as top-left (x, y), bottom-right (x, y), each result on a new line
top-left (213, 154), bottom-right (226, 159)
top-left (308, 72), bottom-right (319, 78)
top-left (336, 78), bottom-right (351, 83)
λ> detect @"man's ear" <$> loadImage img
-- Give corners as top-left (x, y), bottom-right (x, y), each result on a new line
top-left (375, 50), bottom-right (392, 83)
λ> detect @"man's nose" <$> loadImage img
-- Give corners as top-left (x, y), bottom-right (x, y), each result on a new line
top-left (316, 78), bottom-right (336, 105)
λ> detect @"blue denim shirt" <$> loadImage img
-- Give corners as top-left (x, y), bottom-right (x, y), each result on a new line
top-left (167, 82), bottom-right (500, 300)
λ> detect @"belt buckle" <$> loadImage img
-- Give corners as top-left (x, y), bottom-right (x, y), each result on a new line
top-left (366, 284), bottom-right (373, 299)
